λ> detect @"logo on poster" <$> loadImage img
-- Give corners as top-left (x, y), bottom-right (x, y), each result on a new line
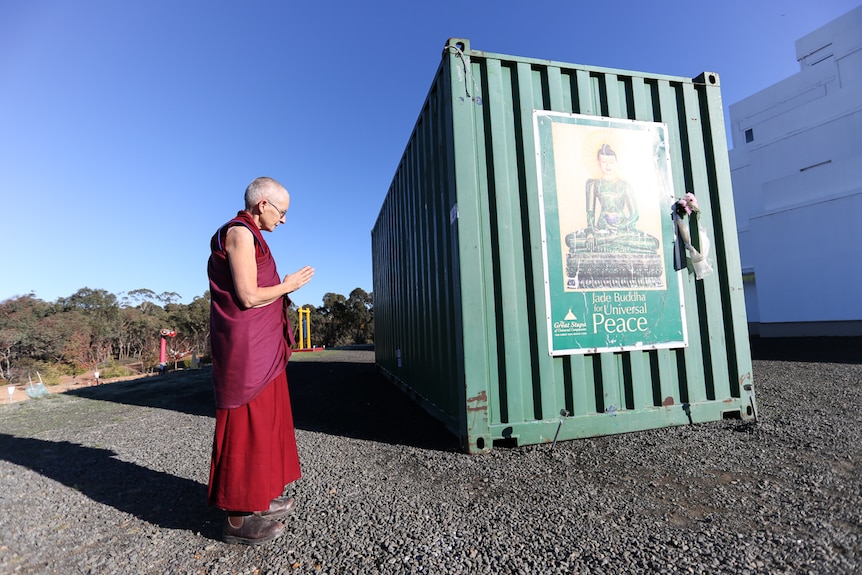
top-left (554, 309), bottom-right (587, 336)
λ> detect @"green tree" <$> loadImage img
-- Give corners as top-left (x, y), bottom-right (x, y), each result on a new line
top-left (117, 288), bottom-right (169, 364)
top-left (166, 292), bottom-right (210, 358)
top-left (32, 311), bottom-right (86, 364)
top-left (61, 326), bottom-right (93, 377)
top-left (118, 306), bottom-right (164, 365)
top-left (58, 288), bottom-right (121, 365)
top-left (312, 288), bottom-right (374, 347)
top-left (346, 288), bottom-right (374, 345)
top-left (0, 295), bottom-right (53, 382)
top-left (0, 285), bottom-right (374, 381)
top-left (157, 291), bottom-right (182, 306)
top-left (121, 288), bottom-right (159, 314)
top-left (316, 292), bottom-right (347, 347)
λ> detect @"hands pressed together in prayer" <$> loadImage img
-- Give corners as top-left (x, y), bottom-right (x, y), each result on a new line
top-left (283, 266), bottom-right (315, 294)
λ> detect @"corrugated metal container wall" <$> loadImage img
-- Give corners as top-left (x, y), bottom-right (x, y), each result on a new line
top-left (372, 38), bottom-right (756, 454)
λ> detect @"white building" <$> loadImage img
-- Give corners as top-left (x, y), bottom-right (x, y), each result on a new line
top-left (728, 5), bottom-right (862, 337)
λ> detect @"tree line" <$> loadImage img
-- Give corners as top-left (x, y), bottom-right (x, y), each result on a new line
top-left (0, 287), bottom-right (373, 384)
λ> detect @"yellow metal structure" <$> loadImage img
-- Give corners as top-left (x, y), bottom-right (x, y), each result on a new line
top-left (298, 307), bottom-right (311, 349)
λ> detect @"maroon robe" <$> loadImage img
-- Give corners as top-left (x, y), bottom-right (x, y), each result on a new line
top-left (208, 211), bottom-right (290, 409)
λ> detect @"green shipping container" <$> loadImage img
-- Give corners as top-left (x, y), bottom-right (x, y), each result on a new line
top-left (372, 38), bottom-right (756, 454)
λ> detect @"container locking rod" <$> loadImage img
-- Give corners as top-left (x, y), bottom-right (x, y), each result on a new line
top-left (551, 409), bottom-right (570, 450)
top-left (743, 383), bottom-right (758, 422)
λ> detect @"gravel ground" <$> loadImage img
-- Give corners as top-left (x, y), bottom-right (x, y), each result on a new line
top-left (0, 348), bottom-right (859, 575)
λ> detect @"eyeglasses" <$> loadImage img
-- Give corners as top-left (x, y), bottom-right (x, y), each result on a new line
top-left (266, 199), bottom-right (286, 219)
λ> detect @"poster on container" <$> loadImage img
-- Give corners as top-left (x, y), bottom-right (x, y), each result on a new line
top-left (533, 111), bottom-right (687, 356)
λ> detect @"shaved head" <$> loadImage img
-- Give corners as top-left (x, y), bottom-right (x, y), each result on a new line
top-left (244, 177), bottom-right (288, 210)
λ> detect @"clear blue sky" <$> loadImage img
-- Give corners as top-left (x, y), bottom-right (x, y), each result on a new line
top-left (1, 0), bottom-right (858, 309)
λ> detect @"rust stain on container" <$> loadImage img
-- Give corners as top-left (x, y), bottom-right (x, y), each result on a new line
top-left (467, 390), bottom-right (488, 412)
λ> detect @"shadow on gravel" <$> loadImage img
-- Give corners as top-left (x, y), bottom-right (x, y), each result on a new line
top-left (750, 336), bottom-right (862, 364)
top-left (64, 355), bottom-right (460, 452)
top-left (288, 359), bottom-right (460, 452)
top-left (0, 433), bottom-right (223, 540)
top-left (65, 368), bottom-right (216, 417)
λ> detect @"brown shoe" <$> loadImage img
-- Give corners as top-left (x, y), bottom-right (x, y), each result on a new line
top-left (255, 496), bottom-right (296, 519)
top-left (222, 514), bottom-right (284, 546)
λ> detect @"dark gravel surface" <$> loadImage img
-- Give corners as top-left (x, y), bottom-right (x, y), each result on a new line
top-left (0, 348), bottom-right (859, 574)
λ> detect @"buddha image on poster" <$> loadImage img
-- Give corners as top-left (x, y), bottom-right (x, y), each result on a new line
top-left (553, 122), bottom-right (667, 291)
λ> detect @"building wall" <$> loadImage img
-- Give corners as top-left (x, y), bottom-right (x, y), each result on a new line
top-left (729, 5), bottom-right (862, 337)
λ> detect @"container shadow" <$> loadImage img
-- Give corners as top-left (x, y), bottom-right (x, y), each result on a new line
top-left (0, 433), bottom-right (223, 540)
top-left (64, 356), bottom-right (460, 452)
top-left (288, 359), bottom-right (460, 452)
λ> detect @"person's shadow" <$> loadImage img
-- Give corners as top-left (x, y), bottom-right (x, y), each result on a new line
top-left (0, 433), bottom-right (223, 540)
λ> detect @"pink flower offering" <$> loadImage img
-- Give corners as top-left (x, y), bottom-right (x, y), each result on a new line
top-left (684, 192), bottom-right (699, 210)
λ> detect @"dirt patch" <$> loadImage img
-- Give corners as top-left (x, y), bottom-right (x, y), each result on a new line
top-left (3, 370), bottom-right (175, 406)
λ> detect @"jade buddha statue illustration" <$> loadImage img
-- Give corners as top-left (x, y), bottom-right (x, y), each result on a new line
top-left (564, 144), bottom-right (663, 289)
top-left (566, 144), bottom-right (659, 254)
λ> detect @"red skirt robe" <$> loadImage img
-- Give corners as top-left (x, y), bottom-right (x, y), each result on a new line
top-left (208, 369), bottom-right (301, 512)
